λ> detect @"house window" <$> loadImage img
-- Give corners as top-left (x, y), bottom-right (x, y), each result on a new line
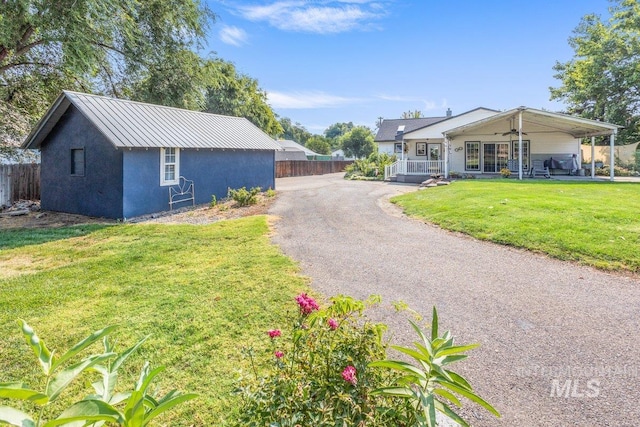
top-left (160, 147), bottom-right (180, 186)
top-left (416, 142), bottom-right (427, 156)
top-left (71, 148), bottom-right (85, 176)
top-left (511, 140), bottom-right (530, 170)
top-left (465, 142), bottom-right (480, 171)
top-left (428, 143), bottom-right (441, 161)
top-left (394, 143), bottom-right (403, 154)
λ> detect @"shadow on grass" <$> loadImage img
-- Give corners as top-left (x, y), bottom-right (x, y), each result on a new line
top-left (0, 224), bottom-right (114, 250)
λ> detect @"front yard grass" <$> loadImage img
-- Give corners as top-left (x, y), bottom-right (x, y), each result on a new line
top-left (0, 216), bottom-right (306, 425)
top-left (392, 180), bottom-right (640, 273)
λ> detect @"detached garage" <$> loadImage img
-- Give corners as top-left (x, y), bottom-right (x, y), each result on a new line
top-left (22, 91), bottom-right (281, 219)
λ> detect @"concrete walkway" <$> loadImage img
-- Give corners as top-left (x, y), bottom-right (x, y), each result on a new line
top-left (269, 173), bottom-right (640, 426)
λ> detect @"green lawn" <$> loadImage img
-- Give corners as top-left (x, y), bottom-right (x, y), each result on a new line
top-left (0, 217), bottom-right (307, 425)
top-left (392, 180), bottom-right (640, 273)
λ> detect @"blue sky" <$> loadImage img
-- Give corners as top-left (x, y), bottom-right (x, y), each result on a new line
top-left (204, 0), bottom-right (612, 134)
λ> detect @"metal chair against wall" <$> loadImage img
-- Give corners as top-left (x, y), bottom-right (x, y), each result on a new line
top-left (530, 160), bottom-right (550, 178)
top-left (169, 176), bottom-right (195, 210)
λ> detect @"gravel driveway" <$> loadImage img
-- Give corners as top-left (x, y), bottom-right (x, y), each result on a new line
top-left (269, 173), bottom-right (640, 426)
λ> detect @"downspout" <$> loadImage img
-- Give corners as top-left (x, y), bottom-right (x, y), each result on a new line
top-left (591, 136), bottom-right (595, 179)
top-left (610, 131), bottom-right (616, 182)
top-left (518, 110), bottom-right (523, 180)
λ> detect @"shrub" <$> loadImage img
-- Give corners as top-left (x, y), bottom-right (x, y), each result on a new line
top-left (500, 168), bottom-right (511, 178)
top-left (370, 307), bottom-right (500, 426)
top-left (266, 187), bottom-right (276, 198)
top-left (233, 294), bottom-right (399, 426)
top-left (228, 186), bottom-right (261, 206)
top-left (344, 152), bottom-right (397, 181)
top-left (210, 195), bottom-right (217, 207)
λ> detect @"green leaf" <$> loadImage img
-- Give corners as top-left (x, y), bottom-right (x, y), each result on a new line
top-left (0, 383), bottom-right (49, 405)
top-left (440, 354), bottom-right (468, 365)
top-left (440, 381), bottom-right (501, 417)
top-left (390, 345), bottom-right (431, 365)
top-left (111, 335), bottom-right (149, 373)
top-left (433, 388), bottom-right (461, 407)
top-left (433, 398), bottom-right (469, 427)
top-left (142, 392), bottom-right (198, 426)
top-left (431, 306), bottom-right (438, 341)
top-left (51, 325), bottom-right (118, 372)
top-left (42, 399), bottom-right (123, 427)
top-left (408, 320), bottom-right (429, 348)
top-left (46, 353), bottom-right (116, 402)
top-left (18, 320), bottom-right (52, 375)
top-left (124, 363), bottom-right (165, 426)
top-left (424, 394), bottom-right (437, 427)
top-left (370, 387), bottom-right (414, 398)
top-left (445, 370), bottom-right (472, 390)
top-left (0, 406), bottom-right (35, 427)
top-left (368, 360), bottom-right (427, 380)
top-left (435, 344), bottom-right (479, 358)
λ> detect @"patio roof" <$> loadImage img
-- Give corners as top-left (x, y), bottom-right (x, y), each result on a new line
top-left (444, 107), bottom-right (621, 139)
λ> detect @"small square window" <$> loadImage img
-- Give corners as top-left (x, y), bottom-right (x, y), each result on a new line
top-left (71, 148), bottom-right (85, 176)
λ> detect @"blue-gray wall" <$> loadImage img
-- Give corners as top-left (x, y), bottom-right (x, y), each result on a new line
top-left (40, 107), bottom-right (123, 218)
top-left (122, 148), bottom-right (275, 218)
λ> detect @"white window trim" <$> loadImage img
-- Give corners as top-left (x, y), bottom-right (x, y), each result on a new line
top-left (160, 147), bottom-right (180, 186)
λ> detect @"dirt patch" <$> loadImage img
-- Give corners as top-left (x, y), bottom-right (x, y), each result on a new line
top-left (0, 196), bottom-right (276, 230)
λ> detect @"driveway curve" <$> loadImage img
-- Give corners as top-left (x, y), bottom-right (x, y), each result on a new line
top-left (269, 173), bottom-right (640, 426)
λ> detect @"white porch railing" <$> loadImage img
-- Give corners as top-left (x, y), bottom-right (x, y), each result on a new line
top-left (384, 160), bottom-right (445, 180)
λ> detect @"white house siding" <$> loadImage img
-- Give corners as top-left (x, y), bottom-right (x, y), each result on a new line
top-left (378, 142), bottom-right (396, 155)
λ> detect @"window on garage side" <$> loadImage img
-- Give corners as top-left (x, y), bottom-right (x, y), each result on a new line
top-left (160, 147), bottom-right (180, 186)
top-left (71, 148), bottom-right (85, 176)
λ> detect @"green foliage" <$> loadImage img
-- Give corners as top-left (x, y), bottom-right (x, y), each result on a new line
top-left (401, 110), bottom-right (424, 119)
top-left (345, 152), bottom-right (396, 180)
top-left (210, 195), bottom-right (217, 207)
top-left (392, 180), bottom-right (640, 273)
top-left (305, 135), bottom-right (332, 155)
top-left (233, 294), bottom-right (401, 427)
top-left (227, 186), bottom-right (261, 206)
top-left (370, 307), bottom-right (500, 427)
top-left (0, 321), bottom-right (195, 427)
top-left (550, 0), bottom-right (640, 145)
top-left (324, 122), bottom-right (354, 149)
top-left (278, 118), bottom-right (312, 145)
top-left (500, 168), bottom-right (512, 178)
top-left (595, 165), bottom-right (638, 176)
top-left (341, 126), bottom-right (376, 159)
top-left (203, 59), bottom-right (283, 136)
top-left (265, 188), bottom-right (276, 198)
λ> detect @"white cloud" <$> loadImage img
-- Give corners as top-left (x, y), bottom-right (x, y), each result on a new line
top-left (375, 94), bottom-right (448, 111)
top-left (219, 25), bottom-right (248, 46)
top-left (267, 90), bottom-right (362, 109)
top-left (235, 1), bottom-right (386, 34)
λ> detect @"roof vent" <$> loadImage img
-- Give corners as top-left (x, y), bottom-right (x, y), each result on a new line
top-left (446, 108), bottom-right (452, 117)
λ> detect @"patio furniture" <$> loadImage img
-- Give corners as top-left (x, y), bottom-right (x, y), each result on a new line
top-left (530, 160), bottom-right (550, 178)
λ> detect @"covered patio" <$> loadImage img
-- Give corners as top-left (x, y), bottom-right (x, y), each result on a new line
top-left (443, 107), bottom-right (621, 181)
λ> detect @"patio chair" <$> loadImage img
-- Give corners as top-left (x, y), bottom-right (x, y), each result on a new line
top-left (529, 160), bottom-right (550, 178)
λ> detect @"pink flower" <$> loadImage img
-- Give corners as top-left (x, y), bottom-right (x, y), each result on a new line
top-left (268, 329), bottom-right (281, 339)
top-left (295, 293), bottom-right (319, 315)
top-left (328, 318), bottom-right (339, 330)
top-left (274, 350), bottom-right (284, 359)
top-left (342, 365), bottom-right (357, 385)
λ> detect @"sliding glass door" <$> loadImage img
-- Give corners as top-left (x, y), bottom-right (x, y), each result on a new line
top-left (483, 143), bottom-right (509, 173)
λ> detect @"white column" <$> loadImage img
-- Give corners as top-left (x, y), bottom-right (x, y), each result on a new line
top-left (444, 136), bottom-right (449, 178)
top-left (518, 111), bottom-right (523, 180)
top-left (610, 132), bottom-right (615, 182)
top-left (591, 136), bottom-right (595, 179)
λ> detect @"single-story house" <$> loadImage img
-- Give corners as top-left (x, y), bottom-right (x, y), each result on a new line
top-left (376, 107), bottom-right (621, 182)
top-left (21, 91), bottom-right (281, 219)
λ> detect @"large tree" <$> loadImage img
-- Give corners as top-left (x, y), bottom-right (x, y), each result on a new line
top-left (341, 126), bottom-right (376, 159)
top-left (305, 135), bottom-right (332, 155)
top-left (203, 59), bottom-right (282, 137)
top-left (0, 0), bottom-right (212, 154)
top-left (550, 0), bottom-right (640, 144)
top-left (324, 121), bottom-right (354, 149)
top-left (278, 117), bottom-right (312, 144)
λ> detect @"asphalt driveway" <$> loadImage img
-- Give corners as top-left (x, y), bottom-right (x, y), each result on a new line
top-left (269, 173), bottom-right (640, 426)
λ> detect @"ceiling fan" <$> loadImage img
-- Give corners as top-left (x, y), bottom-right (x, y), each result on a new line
top-left (501, 118), bottom-right (526, 136)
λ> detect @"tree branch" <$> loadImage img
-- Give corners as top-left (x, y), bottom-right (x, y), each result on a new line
top-left (0, 61), bottom-right (55, 73)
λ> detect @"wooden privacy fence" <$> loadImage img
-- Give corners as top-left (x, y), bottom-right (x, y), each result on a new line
top-left (0, 164), bottom-right (40, 206)
top-left (276, 160), bottom-right (353, 178)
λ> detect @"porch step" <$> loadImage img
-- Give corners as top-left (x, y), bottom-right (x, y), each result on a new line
top-left (396, 174), bottom-right (431, 183)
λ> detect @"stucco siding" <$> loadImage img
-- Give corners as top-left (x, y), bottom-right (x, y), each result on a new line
top-left (122, 148), bottom-right (275, 218)
top-left (40, 107), bottom-right (123, 218)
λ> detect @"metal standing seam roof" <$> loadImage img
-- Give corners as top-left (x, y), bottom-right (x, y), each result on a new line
top-left (22, 91), bottom-right (282, 151)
